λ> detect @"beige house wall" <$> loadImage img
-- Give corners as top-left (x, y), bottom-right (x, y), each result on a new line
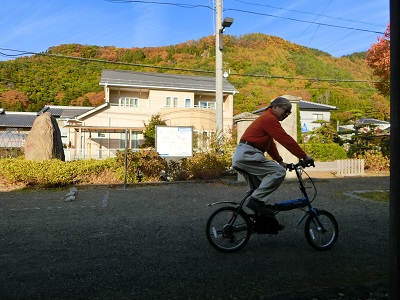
top-left (276, 99), bottom-right (300, 163)
top-left (105, 87), bottom-right (234, 132)
top-left (65, 83), bottom-right (236, 160)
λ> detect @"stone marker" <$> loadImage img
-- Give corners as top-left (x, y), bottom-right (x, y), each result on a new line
top-left (24, 112), bottom-right (65, 161)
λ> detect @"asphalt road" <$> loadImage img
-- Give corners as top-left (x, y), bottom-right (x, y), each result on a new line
top-left (0, 176), bottom-right (390, 300)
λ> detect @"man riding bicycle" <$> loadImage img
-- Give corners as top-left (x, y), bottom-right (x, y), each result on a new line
top-left (232, 96), bottom-right (314, 230)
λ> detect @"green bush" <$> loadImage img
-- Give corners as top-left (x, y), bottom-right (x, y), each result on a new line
top-left (0, 157), bottom-right (117, 187)
top-left (0, 148), bottom-right (24, 159)
top-left (187, 151), bottom-right (231, 180)
top-left (165, 159), bottom-right (190, 181)
top-left (0, 147), bottom-right (234, 188)
top-left (361, 152), bottom-right (390, 171)
top-left (304, 143), bottom-right (347, 161)
top-left (115, 149), bottom-right (166, 183)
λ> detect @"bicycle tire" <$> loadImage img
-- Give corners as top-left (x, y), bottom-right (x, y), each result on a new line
top-left (304, 210), bottom-right (338, 251)
top-left (206, 206), bottom-right (252, 253)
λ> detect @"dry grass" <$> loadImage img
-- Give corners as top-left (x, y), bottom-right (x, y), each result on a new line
top-left (76, 170), bottom-right (121, 185)
top-left (0, 174), bottom-right (27, 191)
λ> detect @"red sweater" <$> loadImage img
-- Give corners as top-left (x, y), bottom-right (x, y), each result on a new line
top-left (240, 109), bottom-right (306, 161)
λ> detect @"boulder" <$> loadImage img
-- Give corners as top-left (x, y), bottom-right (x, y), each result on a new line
top-left (24, 112), bottom-right (65, 161)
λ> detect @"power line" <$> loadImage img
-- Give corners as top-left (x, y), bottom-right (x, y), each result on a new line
top-left (104, 0), bottom-right (212, 9)
top-left (224, 8), bottom-right (384, 34)
top-left (231, 0), bottom-right (383, 28)
top-left (0, 47), bottom-right (384, 84)
top-left (323, 30), bottom-right (357, 52)
top-left (104, 0), bottom-right (384, 34)
top-left (301, 0), bottom-right (333, 46)
top-left (228, 70), bottom-right (381, 84)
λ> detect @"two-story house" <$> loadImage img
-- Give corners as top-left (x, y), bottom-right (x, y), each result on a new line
top-left (64, 69), bottom-right (238, 159)
top-left (298, 100), bottom-right (337, 132)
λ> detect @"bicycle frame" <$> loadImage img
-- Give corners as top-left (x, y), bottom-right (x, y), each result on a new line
top-left (206, 162), bottom-right (325, 229)
top-left (206, 160), bottom-right (338, 252)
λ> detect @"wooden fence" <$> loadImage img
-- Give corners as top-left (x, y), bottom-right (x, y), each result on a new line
top-left (337, 159), bottom-right (365, 176)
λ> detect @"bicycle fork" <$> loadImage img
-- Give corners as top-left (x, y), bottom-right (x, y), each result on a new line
top-left (297, 208), bottom-right (327, 233)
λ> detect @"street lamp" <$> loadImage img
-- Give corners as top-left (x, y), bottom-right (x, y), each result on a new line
top-left (219, 17), bottom-right (234, 51)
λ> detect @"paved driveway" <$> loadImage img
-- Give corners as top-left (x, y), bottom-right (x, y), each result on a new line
top-left (0, 176), bottom-right (389, 299)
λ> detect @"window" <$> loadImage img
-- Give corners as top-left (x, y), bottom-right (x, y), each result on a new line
top-left (131, 132), bottom-right (140, 149)
top-left (165, 97), bottom-right (171, 107)
top-left (165, 96), bottom-right (179, 107)
top-left (119, 97), bottom-right (138, 107)
top-left (120, 132), bottom-right (141, 149)
top-left (199, 101), bottom-right (216, 109)
top-left (313, 113), bottom-right (324, 120)
top-left (185, 98), bottom-right (192, 108)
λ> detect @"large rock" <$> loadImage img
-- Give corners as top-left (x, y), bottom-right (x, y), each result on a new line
top-left (25, 112), bottom-right (65, 161)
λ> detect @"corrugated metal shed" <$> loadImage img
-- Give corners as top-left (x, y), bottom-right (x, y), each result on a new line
top-left (99, 69), bottom-right (238, 94)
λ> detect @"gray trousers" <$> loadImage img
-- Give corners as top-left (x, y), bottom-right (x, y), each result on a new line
top-left (232, 143), bottom-right (286, 203)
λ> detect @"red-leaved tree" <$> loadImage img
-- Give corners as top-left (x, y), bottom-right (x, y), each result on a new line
top-left (366, 23), bottom-right (390, 96)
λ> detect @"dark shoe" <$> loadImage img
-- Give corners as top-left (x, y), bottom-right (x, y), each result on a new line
top-left (246, 197), bottom-right (264, 214)
top-left (247, 198), bottom-right (285, 232)
top-left (246, 197), bottom-right (274, 216)
top-left (253, 215), bottom-right (285, 234)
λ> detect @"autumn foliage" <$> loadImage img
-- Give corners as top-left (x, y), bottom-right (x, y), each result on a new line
top-left (0, 33), bottom-right (389, 123)
top-left (0, 90), bottom-right (30, 110)
top-left (366, 23), bottom-right (390, 96)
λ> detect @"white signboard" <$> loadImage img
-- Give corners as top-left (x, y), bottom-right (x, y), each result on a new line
top-left (155, 126), bottom-right (193, 157)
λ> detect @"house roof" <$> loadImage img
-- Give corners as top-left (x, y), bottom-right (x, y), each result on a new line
top-left (99, 69), bottom-right (239, 94)
top-left (252, 98), bottom-right (337, 115)
top-left (233, 112), bottom-right (258, 121)
top-left (76, 103), bottom-right (109, 120)
top-left (356, 118), bottom-right (390, 125)
top-left (0, 106), bottom-right (97, 129)
top-left (38, 105), bottom-right (94, 118)
top-left (0, 111), bottom-right (37, 128)
top-left (298, 100), bottom-right (337, 111)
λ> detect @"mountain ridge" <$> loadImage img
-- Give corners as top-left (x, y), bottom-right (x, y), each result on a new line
top-left (0, 33), bottom-right (389, 124)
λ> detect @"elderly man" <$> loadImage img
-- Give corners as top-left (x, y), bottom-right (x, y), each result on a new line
top-left (232, 96), bottom-right (313, 230)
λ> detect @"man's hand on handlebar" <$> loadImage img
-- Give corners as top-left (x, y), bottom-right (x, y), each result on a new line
top-left (301, 155), bottom-right (315, 168)
top-left (278, 161), bottom-right (287, 169)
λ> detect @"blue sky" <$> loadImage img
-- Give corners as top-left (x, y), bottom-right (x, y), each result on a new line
top-left (0, 0), bottom-right (389, 60)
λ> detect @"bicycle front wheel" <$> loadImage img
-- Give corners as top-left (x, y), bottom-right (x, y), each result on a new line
top-left (304, 210), bottom-right (338, 251)
top-left (206, 207), bottom-right (252, 253)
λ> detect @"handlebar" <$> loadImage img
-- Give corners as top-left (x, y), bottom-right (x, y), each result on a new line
top-left (286, 159), bottom-right (315, 171)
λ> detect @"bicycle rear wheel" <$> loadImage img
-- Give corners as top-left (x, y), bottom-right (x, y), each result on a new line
top-left (206, 207), bottom-right (251, 253)
top-left (304, 210), bottom-right (338, 251)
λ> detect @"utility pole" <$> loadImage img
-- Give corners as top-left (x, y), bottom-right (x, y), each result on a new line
top-left (389, 0), bottom-right (399, 298)
top-left (215, 0), bottom-right (223, 135)
top-left (215, 0), bottom-right (233, 137)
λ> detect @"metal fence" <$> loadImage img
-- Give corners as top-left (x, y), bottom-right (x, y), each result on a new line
top-left (0, 131), bottom-right (27, 158)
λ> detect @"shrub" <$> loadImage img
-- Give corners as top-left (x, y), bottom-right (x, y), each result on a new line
top-left (0, 157), bottom-right (117, 187)
top-left (0, 148), bottom-right (24, 159)
top-left (115, 149), bottom-right (166, 183)
top-left (361, 152), bottom-right (390, 171)
top-left (187, 151), bottom-right (231, 180)
top-left (165, 159), bottom-right (190, 181)
top-left (304, 143), bottom-right (347, 161)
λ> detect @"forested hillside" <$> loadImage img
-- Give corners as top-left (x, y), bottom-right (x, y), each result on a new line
top-left (0, 33), bottom-right (390, 124)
